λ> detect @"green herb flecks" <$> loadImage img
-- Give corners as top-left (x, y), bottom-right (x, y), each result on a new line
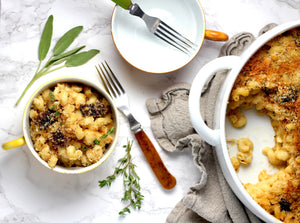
top-left (50, 104), bottom-right (57, 111)
top-left (81, 144), bottom-right (87, 151)
top-left (49, 91), bottom-right (55, 101)
top-left (94, 139), bottom-right (100, 145)
top-left (15, 15), bottom-right (100, 105)
top-left (101, 127), bottom-right (114, 139)
top-left (94, 127), bottom-right (114, 145)
top-left (99, 140), bottom-right (144, 215)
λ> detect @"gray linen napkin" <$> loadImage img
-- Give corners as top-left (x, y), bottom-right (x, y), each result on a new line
top-left (146, 24), bottom-right (277, 223)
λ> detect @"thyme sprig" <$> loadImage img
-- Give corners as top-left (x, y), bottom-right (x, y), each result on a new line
top-left (15, 15), bottom-right (100, 105)
top-left (99, 140), bottom-right (144, 215)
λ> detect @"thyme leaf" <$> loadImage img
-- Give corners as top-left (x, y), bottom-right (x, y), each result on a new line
top-left (15, 15), bottom-right (100, 105)
top-left (98, 140), bottom-right (144, 216)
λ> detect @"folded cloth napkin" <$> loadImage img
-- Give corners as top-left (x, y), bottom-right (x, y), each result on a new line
top-left (146, 24), bottom-right (277, 223)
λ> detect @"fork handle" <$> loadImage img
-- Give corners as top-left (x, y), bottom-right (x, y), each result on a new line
top-left (111, 0), bottom-right (132, 9)
top-left (134, 130), bottom-right (177, 190)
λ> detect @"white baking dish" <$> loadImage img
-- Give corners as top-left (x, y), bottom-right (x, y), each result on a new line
top-left (189, 20), bottom-right (300, 223)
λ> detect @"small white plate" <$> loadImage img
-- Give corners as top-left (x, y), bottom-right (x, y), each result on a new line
top-left (111, 0), bottom-right (205, 74)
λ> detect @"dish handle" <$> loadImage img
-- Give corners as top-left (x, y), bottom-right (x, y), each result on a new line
top-left (189, 55), bottom-right (241, 146)
top-left (2, 137), bottom-right (26, 150)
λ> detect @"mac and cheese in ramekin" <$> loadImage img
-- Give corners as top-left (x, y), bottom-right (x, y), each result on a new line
top-left (29, 82), bottom-right (115, 169)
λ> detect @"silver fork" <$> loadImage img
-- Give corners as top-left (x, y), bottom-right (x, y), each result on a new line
top-left (112, 0), bottom-right (197, 55)
top-left (96, 61), bottom-right (176, 190)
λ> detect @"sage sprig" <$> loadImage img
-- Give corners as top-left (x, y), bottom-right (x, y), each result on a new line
top-left (99, 140), bottom-right (144, 215)
top-left (15, 15), bottom-right (100, 105)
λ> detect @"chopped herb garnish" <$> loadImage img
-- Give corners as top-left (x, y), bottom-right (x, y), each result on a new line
top-left (49, 91), bottom-right (55, 101)
top-left (82, 144), bottom-right (87, 151)
top-left (50, 104), bottom-right (57, 110)
top-left (99, 140), bottom-right (143, 215)
top-left (94, 139), bottom-right (100, 145)
top-left (55, 111), bottom-right (60, 117)
top-left (94, 127), bottom-right (114, 144)
top-left (107, 127), bottom-right (115, 135)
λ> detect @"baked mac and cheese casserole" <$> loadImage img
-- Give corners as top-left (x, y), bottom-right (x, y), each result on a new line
top-left (29, 82), bottom-right (115, 169)
top-left (227, 27), bottom-right (300, 222)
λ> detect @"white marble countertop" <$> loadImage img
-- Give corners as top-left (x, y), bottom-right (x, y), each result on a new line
top-left (0, 0), bottom-right (299, 223)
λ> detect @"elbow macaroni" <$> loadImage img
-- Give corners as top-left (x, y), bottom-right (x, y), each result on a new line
top-left (229, 138), bottom-right (253, 171)
top-left (227, 28), bottom-right (300, 222)
top-left (29, 82), bottom-right (115, 169)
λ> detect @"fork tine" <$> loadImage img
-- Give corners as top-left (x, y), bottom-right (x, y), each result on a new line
top-left (159, 21), bottom-right (197, 49)
top-left (96, 61), bottom-right (126, 100)
top-left (155, 30), bottom-right (191, 55)
top-left (128, 3), bottom-right (196, 55)
top-left (103, 61), bottom-right (125, 94)
top-left (154, 21), bottom-right (197, 55)
top-left (96, 64), bottom-right (115, 98)
top-left (101, 62), bottom-right (121, 97)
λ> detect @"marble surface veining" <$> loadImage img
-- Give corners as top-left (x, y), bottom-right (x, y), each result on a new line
top-left (0, 0), bottom-right (299, 223)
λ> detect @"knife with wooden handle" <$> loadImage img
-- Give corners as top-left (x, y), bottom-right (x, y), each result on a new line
top-left (135, 130), bottom-right (176, 190)
top-left (125, 112), bottom-right (176, 190)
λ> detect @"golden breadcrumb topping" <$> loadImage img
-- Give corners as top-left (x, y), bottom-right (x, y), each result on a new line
top-left (29, 82), bottom-right (114, 168)
top-left (227, 27), bottom-right (300, 222)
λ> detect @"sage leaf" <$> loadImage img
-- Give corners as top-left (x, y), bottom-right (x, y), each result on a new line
top-left (45, 45), bottom-right (85, 67)
top-left (38, 15), bottom-right (53, 61)
top-left (53, 26), bottom-right (83, 56)
top-left (65, 49), bottom-right (100, 67)
top-left (16, 14), bottom-right (100, 106)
